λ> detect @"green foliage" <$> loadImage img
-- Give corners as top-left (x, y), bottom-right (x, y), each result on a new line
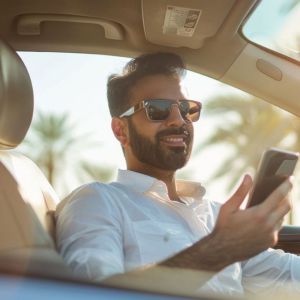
top-left (22, 112), bottom-right (77, 185)
top-left (280, 0), bottom-right (300, 14)
top-left (79, 162), bottom-right (114, 183)
top-left (21, 112), bottom-right (114, 191)
top-left (198, 94), bottom-right (300, 192)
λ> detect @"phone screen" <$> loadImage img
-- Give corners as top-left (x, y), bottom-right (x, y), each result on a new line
top-left (247, 149), bottom-right (299, 207)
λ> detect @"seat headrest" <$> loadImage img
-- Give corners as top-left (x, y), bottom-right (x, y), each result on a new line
top-left (0, 39), bottom-right (33, 150)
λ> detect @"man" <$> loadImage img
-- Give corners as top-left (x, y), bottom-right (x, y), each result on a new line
top-left (56, 52), bottom-right (300, 296)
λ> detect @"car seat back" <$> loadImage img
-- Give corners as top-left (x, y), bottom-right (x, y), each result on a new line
top-left (0, 39), bottom-right (70, 276)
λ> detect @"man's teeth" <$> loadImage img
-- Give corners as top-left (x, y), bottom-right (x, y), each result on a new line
top-left (165, 137), bottom-right (184, 142)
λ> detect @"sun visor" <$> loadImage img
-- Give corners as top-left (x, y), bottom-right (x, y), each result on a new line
top-left (142, 0), bottom-right (236, 49)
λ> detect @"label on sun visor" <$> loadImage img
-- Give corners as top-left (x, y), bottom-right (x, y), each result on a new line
top-left (163, 6), bottom-right (201, 37)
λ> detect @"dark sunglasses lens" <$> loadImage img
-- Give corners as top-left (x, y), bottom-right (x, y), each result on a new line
top-left (145, 100), bottom-right (201, 122)
top-left (179, 101), bottom-right (190, 119)
top-left (179, 101), bottom-right (201, 122)
top-left (146, 101), bottom-right (170, 120)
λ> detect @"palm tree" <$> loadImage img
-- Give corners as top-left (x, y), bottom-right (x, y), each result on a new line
top-left (79, 161), bottom-right (114, 183)
top-left (196, 94), bottom-right (300, 223)
top-left (280, 0), bottom-right (300, 14)
top-left (22, 112), bottom-right (80, 186)
top-left (21, 112), bottom-right (114, 193)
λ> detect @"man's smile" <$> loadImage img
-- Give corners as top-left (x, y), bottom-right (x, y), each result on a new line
top-left (159, 134), bottom-right (188, 147)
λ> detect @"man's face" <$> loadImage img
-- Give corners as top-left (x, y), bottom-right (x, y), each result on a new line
top-left (126, 74), bottom-right (194, 171)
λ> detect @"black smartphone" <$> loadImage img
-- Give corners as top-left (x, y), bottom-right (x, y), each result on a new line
top-left (247, 148), bottom-right (299, 207)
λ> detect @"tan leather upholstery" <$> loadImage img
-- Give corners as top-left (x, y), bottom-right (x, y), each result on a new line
top-left (0, 40), bottom-right (33, 150)
top-left (0, 39), bottom-right (70, 276)
top-left (0, 151), bottom-right (59, 240)
top-left (0, 161), bottom-right (54, 250)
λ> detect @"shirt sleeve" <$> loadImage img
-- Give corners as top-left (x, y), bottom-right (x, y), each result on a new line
top-left (242, 248), bottom-right (300, 295)
top-left (55, 183), bottom-right (124, 282)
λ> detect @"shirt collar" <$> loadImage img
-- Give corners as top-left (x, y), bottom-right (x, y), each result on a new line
top-left (116, 169), bottom-right (206, 200)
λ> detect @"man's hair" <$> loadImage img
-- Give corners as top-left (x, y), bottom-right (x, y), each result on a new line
top-left (107, 52), bottom-right (187, 117)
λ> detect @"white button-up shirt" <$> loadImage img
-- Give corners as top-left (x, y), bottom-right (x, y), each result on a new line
top-left (56, 169), bottom-right (300, 296)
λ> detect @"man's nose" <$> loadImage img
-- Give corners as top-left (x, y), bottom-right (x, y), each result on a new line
top-left (165, 104), bottom-right (186, 127)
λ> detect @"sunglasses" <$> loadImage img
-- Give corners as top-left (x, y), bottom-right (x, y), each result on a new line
top-left (119, 99), bottom-right (202, 122)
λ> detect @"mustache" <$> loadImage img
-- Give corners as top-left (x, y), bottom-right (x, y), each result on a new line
top-left (156, 126), bottom-right (191, 140)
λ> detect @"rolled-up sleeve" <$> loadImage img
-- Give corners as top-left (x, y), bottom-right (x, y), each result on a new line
top-left (55, 183), bottom-right (124, 282)
top-left (242, 248), bottom-right (300, 294)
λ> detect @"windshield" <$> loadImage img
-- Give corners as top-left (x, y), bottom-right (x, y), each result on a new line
top-left (243, 0), bottom-right (300, 62)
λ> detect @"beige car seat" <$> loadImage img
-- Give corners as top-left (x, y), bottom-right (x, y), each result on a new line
top-left (0, 39), bottom-right (71, 277)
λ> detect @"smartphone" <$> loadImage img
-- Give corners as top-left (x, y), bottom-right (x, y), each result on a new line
top-left (247, 148), bottom-right (299, 207)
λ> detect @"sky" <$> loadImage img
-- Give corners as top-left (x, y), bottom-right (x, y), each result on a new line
top-left (243, 0), bottom-right (300, 59)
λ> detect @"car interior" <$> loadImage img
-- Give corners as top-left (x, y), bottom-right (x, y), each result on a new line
top-left (1, 0), bottom-right (300, 298)
top-left (0, 38), bottom-right (72, 278)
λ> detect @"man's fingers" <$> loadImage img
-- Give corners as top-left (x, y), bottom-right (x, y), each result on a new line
top-left (266, 197), bottom-right (292, 227)
top-left (225, 175), bottom-right (253, 211)
top-left (260, 178), bottom-right (293, 212)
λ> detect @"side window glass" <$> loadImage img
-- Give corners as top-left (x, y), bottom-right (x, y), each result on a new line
top-left (18, 52), bottom-right (300, 225)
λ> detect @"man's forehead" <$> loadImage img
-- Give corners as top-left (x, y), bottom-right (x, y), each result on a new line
top-left (129, 74), bottom-right (188, 104)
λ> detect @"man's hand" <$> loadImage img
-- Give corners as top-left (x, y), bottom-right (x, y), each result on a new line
top-left (160, 174), bottom-right (293, 272)
top-left (210, 174), bottom-right (292, 264)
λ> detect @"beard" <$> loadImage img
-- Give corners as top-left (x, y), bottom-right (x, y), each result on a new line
top-left (127, 119), bottom-right (193, 171)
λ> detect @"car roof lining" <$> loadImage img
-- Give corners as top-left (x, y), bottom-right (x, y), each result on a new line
top-left (1, 0), bottom-right (257, 79)
top-left (2, 0), bottom-right (300, 116)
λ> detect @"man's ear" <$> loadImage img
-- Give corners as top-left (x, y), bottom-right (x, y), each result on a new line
top-left (111, 117), bottom-right (129, 146)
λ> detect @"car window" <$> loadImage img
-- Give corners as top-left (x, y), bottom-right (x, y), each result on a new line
top-left (243, 0), bottom-right (300, 62)
top-left (17, 51), bottom-right (300, 225)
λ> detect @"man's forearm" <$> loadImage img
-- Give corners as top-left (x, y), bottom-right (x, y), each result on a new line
top-left (159, 231), bottom-right (233, 272)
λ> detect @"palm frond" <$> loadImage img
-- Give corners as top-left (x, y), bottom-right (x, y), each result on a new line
top-left (79, 161), bottom-right (114, 182)
top-left (194, 92), bottom-right (300, 202)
